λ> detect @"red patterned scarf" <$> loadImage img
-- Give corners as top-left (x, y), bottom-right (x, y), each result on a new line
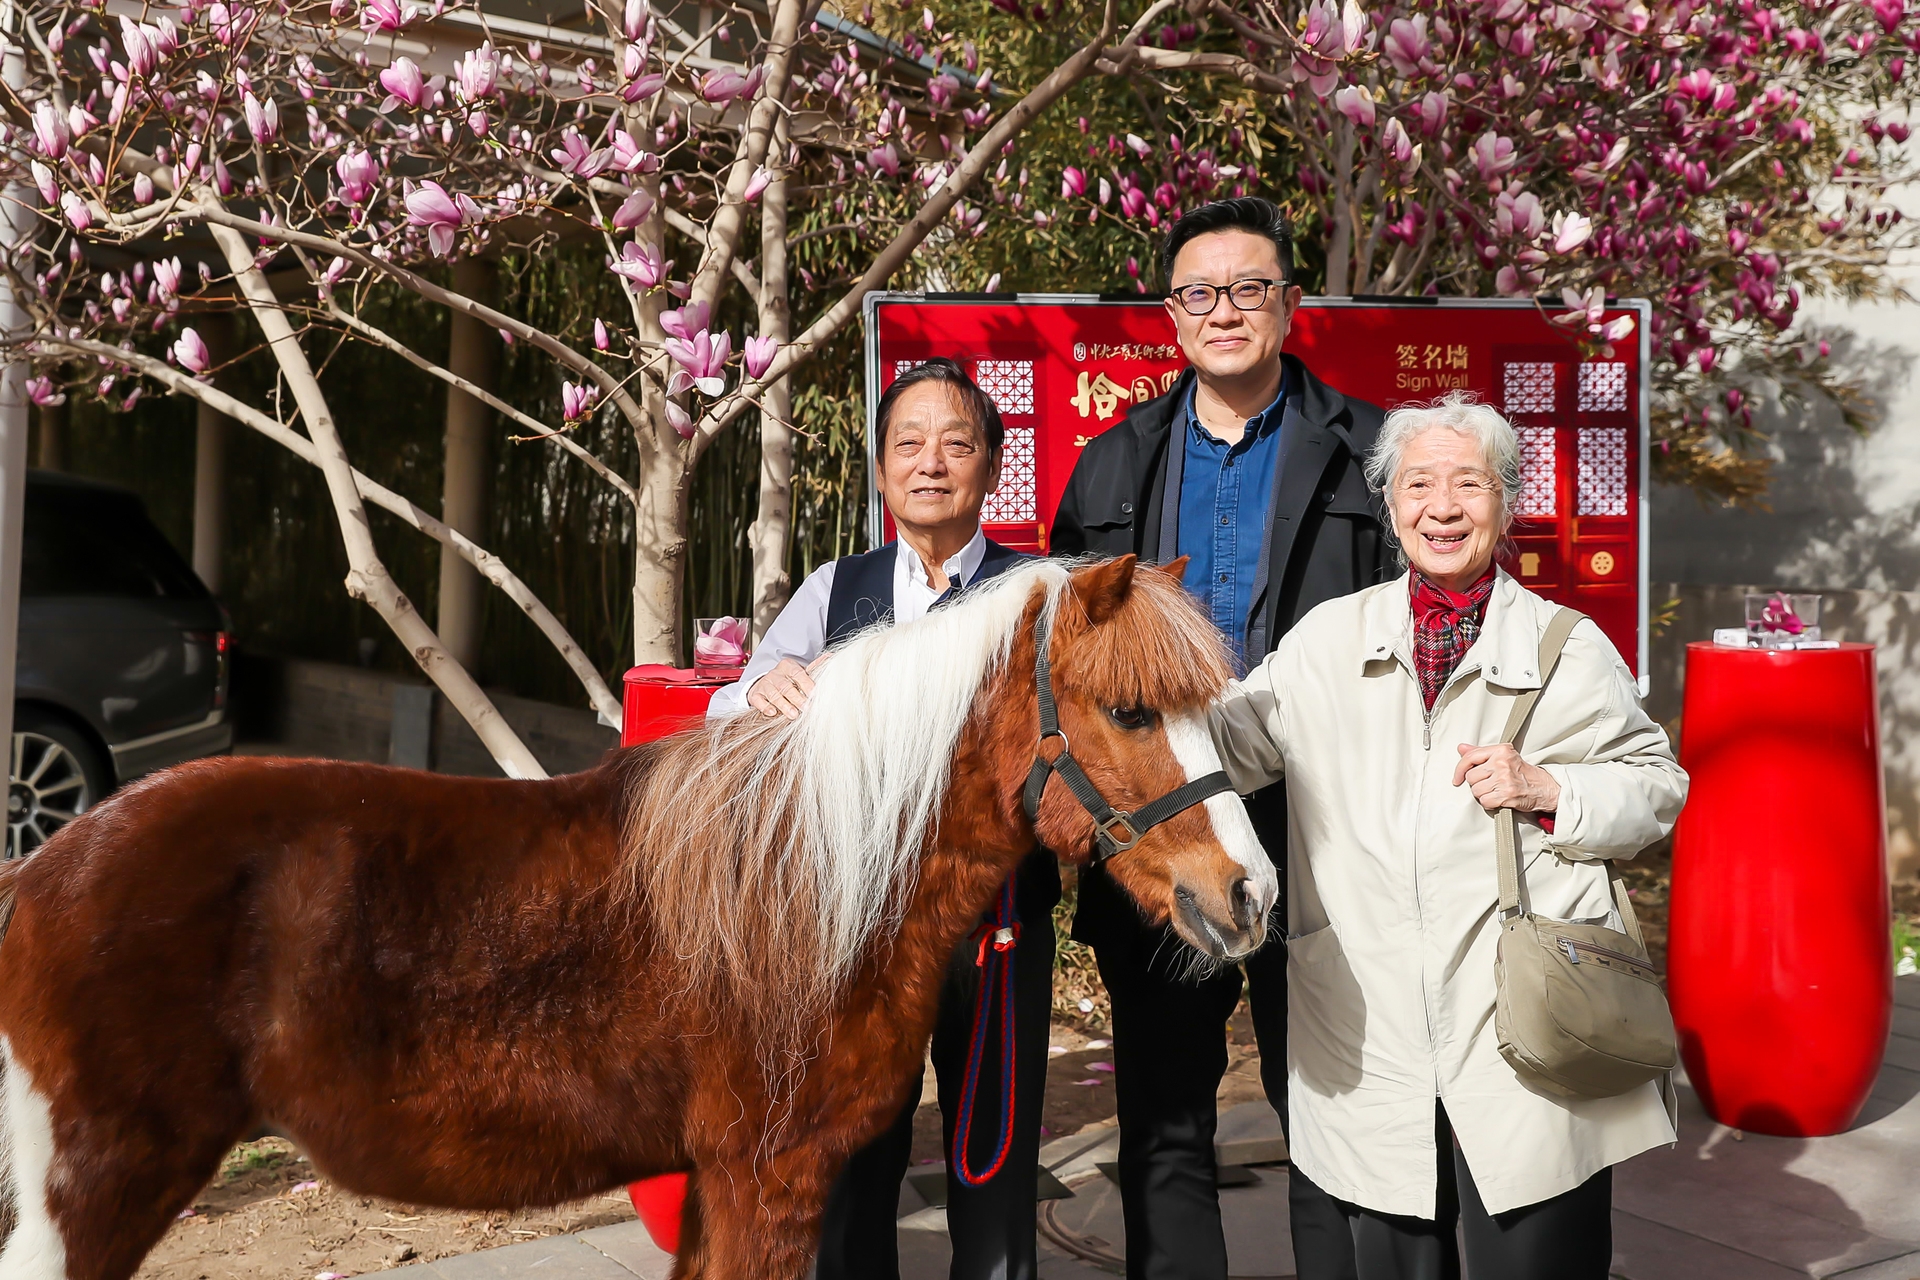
top-left (1410, 570), bottom-right (1497, 711)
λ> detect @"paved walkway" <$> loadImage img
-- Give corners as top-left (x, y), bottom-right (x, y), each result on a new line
top-left (391, 975), bottom-right (1920, 1280)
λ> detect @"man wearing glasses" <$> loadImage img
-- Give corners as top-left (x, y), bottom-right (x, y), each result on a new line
top-left (1053, 197), bottom-right (1390, 1279)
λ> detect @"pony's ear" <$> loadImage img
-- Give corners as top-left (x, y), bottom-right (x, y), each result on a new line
top-left (1161, 555), bottom-right (1191, 584)
top-left (1073, 555), bottom-right (1137, 625)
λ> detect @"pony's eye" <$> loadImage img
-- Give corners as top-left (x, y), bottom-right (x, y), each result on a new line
top-left (1108, 706), bottom-right (1153, 730)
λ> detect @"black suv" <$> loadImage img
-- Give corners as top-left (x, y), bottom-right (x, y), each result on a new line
top-left (9, 471), bottom-right (231, 855)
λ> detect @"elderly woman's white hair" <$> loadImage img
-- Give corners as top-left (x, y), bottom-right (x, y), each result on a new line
top-left (1363, 391), bottom-right (1525, 527)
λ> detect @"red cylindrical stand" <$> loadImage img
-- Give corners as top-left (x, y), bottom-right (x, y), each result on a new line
top-left (1668, 641), bottom-right (1891, 1137)
top-left (619, 664), bottom-right (738, 1254)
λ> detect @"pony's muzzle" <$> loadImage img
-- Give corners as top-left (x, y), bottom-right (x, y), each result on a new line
top-left (1171, 875), bottom-right (1272, 962)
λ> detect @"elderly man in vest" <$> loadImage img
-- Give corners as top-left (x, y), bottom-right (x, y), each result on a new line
top-left (708, 358), bottom-right (1057, 1280)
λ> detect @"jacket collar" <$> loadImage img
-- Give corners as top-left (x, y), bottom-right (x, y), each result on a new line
top-left (1360, 568), bottom-right (1546, 692)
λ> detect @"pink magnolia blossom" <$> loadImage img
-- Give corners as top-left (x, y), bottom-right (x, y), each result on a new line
top-left (133, 172), bottom-right (155, 204)
top-left (59, 192), bottom-right (91, 231)
top-left (404, 180), bottom-right (480, 258)
top-left (611, 187), bottom-right (655, 229)
top-left (316, 257), bottom-right (351, 297)
top-left (928, 73), bottom-right (958, 110)
top-left (1125, 133), bottom-right (1151, 157)
top-left (1551, 211), bottom-right (1593, 254)
top-left (664, 399), bottom-right (695, 439)
top-left (609, 132), bottom-right (658, 173)
top-left (1061, 166), bottom-right (1087, 198)
top-left (153, 257), bottom-right (183, 299)
top-left (244, 92), bottom-right (279, 143)
top-left (66, 104), bottom-right (98, 141)
top-left (359, 0), bottom-right (411, 33)
top-left (621, 72), bottom-right (665, 103)
top-left (609, 242), bottom-right (665, 287)
top-left (593, 319), bottom-right (610, 351)
top-left (551, 129), bottom-right (611, 179)
top-left (29, 162), bottom-right (57, 206)
top-left (699, 66), bottom-right (764, 105)
top-left (335, 149), bottom-right (378, 203)
top-left (26, 378), bottom-right (64, 407)
top-left (379, 57), bottom-right (427, 110)
top-left (1119, 186), bottom-right (1149, 219)
top-left (561, 381), bottom-right (599, 421)
top-left (1494, 190), bottom-right (1543, 239)
top-left (663, 328), bottom-right (732, 396)
top-left (1417, 91), bottom-right (1449, 136)
top-left (456, 43), bottom-right (499, 102)
top-left (742, 166), bottom-right (772, 202)
top-left (660, 302), bottom-right (711, 341)
top-left (1334, 85), bottom-right (1375, 127)
top-left (867, 143), bottom-right (901, 176)
top-left (31, 103), bottom-right (68, 159)
top-left (1470, 131), bottom-right (1516, 184)
top-left (207, 3), bottom-right (252, 44)
top-left (172, 327), bottom-right (210, 374)
top-left (744, 334), bottom-right (778, 380)
top-left (1384, 17), bottom-right (1431, 77)
top-left (467, 109), bottom-right (490, 137)
top-left (119, 17), bottom-right (160, 77)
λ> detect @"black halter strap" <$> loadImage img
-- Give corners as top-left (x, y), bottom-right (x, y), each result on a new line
top-left (1020, 608), bottom-right (1236, 866)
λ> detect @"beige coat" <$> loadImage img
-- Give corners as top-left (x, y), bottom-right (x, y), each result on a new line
top-left (1210, 571), bottom-right (1686, 1218)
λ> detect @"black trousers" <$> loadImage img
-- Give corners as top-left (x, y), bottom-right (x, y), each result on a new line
top-left (815, 855), bottom-right (1057, 1280)
top-left (1079, 785), bottom-right (1355, 1280)
top-left (1293, 1104), bottom-right (1613, 1280)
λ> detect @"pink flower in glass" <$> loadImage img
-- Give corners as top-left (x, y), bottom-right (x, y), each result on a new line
top-left (694, 617), bottom-right (748, 664)
top-left (172, 328), bottom-right (210, 373)
top-left (405, 180), bottom-right (478, 258)
top-left (335, 149), bottom-right (378, 203)
top-left (379, 57), bottom-right (427, 109)
top-left (744, 334), bottom-right (778, 380)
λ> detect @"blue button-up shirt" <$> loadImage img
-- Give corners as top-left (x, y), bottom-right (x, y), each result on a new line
top-left (1176, 376), bottom-right (1288, 663)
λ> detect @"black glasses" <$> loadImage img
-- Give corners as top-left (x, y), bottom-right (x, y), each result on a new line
top-left (1169, 278), bottom-right (1287, 316)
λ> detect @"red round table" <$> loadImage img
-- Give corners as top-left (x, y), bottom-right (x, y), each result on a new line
top-left (619, 664), bottom-right (740, 1253)
top-left (1669, 641), bottom-right (1892, 1136)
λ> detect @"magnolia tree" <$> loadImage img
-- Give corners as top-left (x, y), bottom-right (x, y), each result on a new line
top-left (0, 0), bottom-right (1178, 774)
top-left (982, 0), bottom-right (1920, 501)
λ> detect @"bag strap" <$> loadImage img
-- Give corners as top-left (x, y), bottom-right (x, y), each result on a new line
top-left (1493, 609), bottom-right (1634, 930)
top-left (1493, 609), bottom-right (1648, 949)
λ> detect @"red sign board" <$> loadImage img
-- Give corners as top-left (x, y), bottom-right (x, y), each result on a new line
top-left (863, 294), bottom-right (1651, 678)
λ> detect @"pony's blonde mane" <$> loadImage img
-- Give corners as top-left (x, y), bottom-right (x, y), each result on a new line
top-left (623, 560), bottom-right (1071, 1042)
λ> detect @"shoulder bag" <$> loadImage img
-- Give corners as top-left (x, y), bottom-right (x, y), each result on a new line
top-left (1492, 607), bottom-right (1679, 1099)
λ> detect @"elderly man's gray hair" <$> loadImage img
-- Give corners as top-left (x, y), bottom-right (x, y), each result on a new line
top-left (1363, 391), bottom-right (1524, 525)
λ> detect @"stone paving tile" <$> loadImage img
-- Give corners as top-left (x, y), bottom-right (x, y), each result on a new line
top-left (1824, 1255), bottom-right (1920, 1280)
top-left (1612, 1209), bottom-right (1809, 1280)
top-left (575, 1221), bottom-right (673, 1280)
top-left (410, 1236), bottom-right (641, 1280)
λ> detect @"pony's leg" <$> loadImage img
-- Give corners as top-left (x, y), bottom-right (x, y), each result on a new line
top-left (685, 1157), bottom-right (832, 1280)
top-left (0, 1039), bottom-right (249, 1280)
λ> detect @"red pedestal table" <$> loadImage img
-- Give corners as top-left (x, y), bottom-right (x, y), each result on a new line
top-left (619, 663), bottom-right (740, 1253)
top-left (1668, 641), bottom-right (1891, 1137)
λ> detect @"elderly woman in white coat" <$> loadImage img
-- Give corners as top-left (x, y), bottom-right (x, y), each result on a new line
top-left (1210, 392), bottom-right (1686, 1280)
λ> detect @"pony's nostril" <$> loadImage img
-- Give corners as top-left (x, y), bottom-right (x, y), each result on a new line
top-left (1231, 877), bottom-right (1261, 930)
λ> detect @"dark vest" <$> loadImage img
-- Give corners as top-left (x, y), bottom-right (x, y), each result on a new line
top-left (824, 537), bottom-right (1029, 645)
top-left (823, 536), bottom-right (1059, 916)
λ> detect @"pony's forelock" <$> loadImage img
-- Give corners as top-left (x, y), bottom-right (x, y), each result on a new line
top-left (1053, 564), bottom-right (1233, 711)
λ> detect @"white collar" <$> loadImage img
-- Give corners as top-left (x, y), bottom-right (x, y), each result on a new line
top-left (898, 527), bottom-right (989, 592)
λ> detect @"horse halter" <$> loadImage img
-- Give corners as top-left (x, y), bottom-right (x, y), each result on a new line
top-left (1019, 607), bottom-right (1236, 866)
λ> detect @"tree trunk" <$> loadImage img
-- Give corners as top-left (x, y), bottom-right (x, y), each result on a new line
top-left (437, 257), bottom-right (498, 674)
top-left (625, 162), bottom-right (684, 667)
top-left (748, 114), bottom-right (794, 642)
top-left (204, 215), bottom-right (547, 779)
top-left (191, 311), bottom-right (233, 593)
top-left (33, 393), bottom-right (63, 470)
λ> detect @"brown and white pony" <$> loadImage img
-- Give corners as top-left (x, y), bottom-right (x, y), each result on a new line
top-left (0, 555), bottom-right (1272, 1280)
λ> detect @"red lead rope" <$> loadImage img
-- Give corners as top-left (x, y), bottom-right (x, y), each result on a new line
top-left (951, 874), bottom-right (1020, 1188)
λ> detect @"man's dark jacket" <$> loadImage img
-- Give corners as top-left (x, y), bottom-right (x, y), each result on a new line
top-left (1051, 353), bottom-right (1393, 945)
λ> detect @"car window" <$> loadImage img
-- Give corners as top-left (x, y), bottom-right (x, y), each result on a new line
top-left (22, 487), bottom-right (209, 600)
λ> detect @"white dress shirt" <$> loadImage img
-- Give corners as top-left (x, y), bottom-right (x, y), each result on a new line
top-left (707, 529), bottom-right (990, 719)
